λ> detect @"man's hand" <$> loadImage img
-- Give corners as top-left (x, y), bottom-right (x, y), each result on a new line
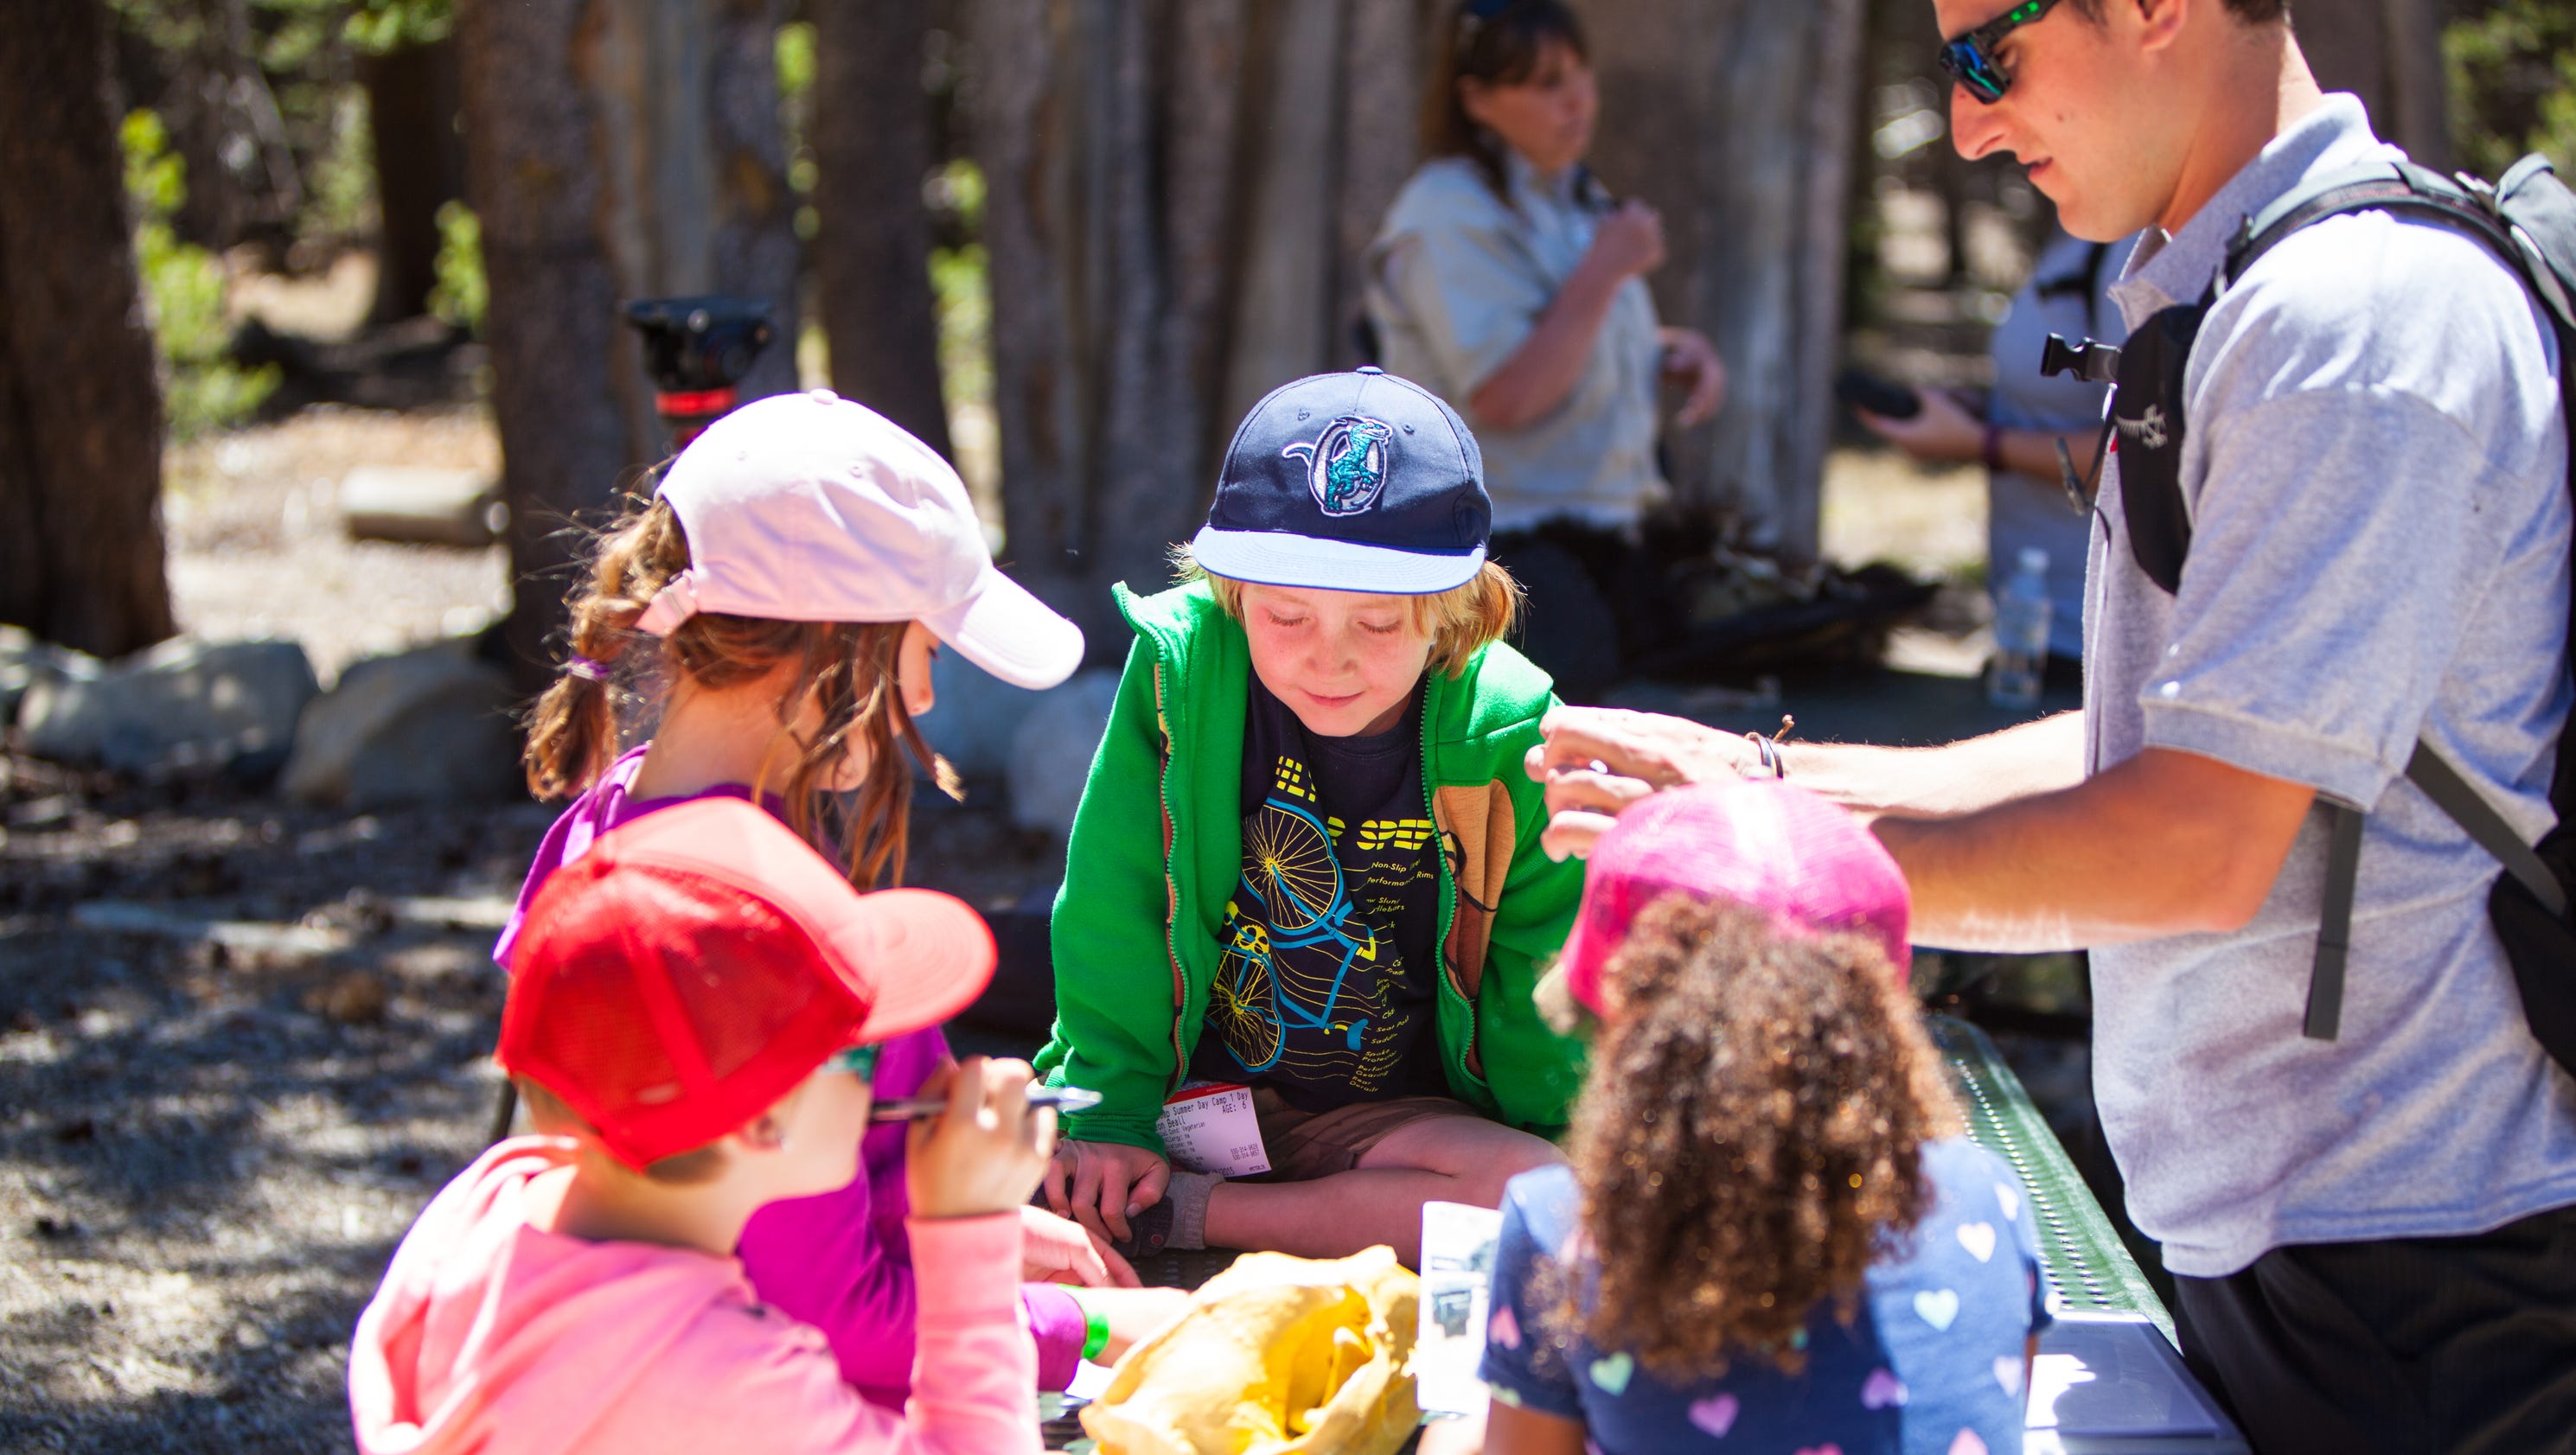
top-left (1857, 386), bottom-right (1986, 464)
top-left (1659, 327), bottom-right (1729, 427)
top-left (1019, 1203), bottom-right (1141, 1287)
top-left (1039, 1139), bottom-right (1172, 1245)
top-left (1525, 706), bottom-right (1755, 858)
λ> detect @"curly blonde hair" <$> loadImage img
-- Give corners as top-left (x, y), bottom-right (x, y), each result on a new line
top-left (1167, 545), bottom-right (1523, 678)
top-left (521, 493), bottom-right (958, 890)
top-left (1556, 897), bottom-right (1961, 1379)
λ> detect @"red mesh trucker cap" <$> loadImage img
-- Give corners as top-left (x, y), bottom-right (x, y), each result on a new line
top-left (1549, 780), bottom-right (1912, 1019)
top-left (498, 797), bottom-right (995, 1170)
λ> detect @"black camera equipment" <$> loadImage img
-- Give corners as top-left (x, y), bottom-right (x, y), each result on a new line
top-left (621, 296), bottom-right (777, 450)
top-left (2040, 333), bottom-right (2123, 385)
top-left (2037, 333), bottom-right (2127, 513)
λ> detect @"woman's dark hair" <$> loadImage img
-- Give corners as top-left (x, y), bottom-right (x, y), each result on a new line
top-left (1555, 897), bottom-right (1962, 1380)
top-left (1422, 0), bottom-right (1589, 204)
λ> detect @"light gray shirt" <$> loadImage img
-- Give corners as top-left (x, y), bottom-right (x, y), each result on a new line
top-left (2085, 95), bottom-right (2576, 1277)
top-left (1367, 155), bottom-right (1666, 533)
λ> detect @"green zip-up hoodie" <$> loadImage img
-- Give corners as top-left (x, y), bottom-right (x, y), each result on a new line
top-left (1032, 579), bottom-right (1589, 1153)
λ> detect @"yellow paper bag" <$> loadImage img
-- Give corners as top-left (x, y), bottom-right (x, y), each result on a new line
top-left (1080, 1248), bottom-right (1422, 1455)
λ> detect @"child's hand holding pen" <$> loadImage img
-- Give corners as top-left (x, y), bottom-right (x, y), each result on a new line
top-left (873, 1082), bottom-right (1103, 1123)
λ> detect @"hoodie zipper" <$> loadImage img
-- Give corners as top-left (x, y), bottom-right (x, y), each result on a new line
top-left (1421, 679), bottom-right (1478, 1089)
top-left (1152, 659), bottom-right (1190, 1093)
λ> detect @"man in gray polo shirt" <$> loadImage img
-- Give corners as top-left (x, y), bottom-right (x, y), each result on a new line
top-left (1526, 0), bottom-right (2576, 1448)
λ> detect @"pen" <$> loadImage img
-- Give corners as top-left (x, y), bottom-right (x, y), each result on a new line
top-left (869, 1084), bottom-right (1105, 1123)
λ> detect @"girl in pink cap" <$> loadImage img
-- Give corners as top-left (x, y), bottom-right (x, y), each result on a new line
top-left (1466, 782), bottom-right (2049, 1455)
top-left (496, 390), bottom-right (1183, 1405)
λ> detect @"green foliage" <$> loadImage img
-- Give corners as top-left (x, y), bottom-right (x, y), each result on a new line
top-left (342, 0), bottom-right (451, 54)
top-left (2448, 1), bottom-right (2576, 182)
top-left (929, 163), bottom-right (993, 410)
top-left (121, 111), bottom-right (278, 442)
top-left (429, 199), bottom-right (486, 334)
top-left (302, 86), bottom-right (378, 243)
top-left (777, 22), bottom-right (821, 242)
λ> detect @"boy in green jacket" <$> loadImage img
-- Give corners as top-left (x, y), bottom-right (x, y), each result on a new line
top-left (1034, 367), bottom-right (1588, 1265)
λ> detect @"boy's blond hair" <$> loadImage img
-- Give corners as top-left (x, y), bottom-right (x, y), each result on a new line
top-left (1169, 546), bottom-right (1524, 678)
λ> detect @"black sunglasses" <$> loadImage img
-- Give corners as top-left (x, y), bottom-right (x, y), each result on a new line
top-left (1938, 0), bottom-right (2063, 104)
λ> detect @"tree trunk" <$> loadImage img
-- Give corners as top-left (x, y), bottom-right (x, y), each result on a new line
top-left (363, 35), bottom-right (467, 324)
top-left (968, 0), bottom-right (1255, 649)
top-left (1585, 0), bottom-right (1866, 557)
top-left (2296, 0), bottom-right (2452, 169)
top-left (0, 0), bottom-right (174, 658)
top-left (457, 0), bottom-right (803, 691)
top-left (969, 0), bottom-right (1451, 651)
top-left (811, 0), bottom-right (952, 456)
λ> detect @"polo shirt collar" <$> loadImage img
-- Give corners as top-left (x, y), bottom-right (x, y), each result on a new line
top-left (1503, 148), bottom-right (1582, 211)
top-left (2111, 93), bottom-right (2387, 322)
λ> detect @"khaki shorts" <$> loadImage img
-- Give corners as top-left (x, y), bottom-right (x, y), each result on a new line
top-left (1248, 1088), bottom-right (1489, 1182)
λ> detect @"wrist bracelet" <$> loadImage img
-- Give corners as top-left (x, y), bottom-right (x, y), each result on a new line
top-left (1079, 1301), bottom-right (1111, 1362)
top-left (1982, 421), bottom-right (2007, 475)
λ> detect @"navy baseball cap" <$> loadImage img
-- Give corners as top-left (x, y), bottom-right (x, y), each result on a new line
top-left (1189, 367), bottom-right (1490, 595)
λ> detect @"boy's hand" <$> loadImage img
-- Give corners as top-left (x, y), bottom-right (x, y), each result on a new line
top-left (1019, 1203), bottom-right (1142, 1287)
top-left (1040, 1139), bottom-right (1171, 1245)
top-left (906, 1056), bottom-right (1058, 1220)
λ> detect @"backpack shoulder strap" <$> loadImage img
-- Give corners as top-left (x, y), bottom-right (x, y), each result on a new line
top-left (2217, 160), bottom-right (2523, 299)
top-left (2238, 159), bottom-right (2576, 1041)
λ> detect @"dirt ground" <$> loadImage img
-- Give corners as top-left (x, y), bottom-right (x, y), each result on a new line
top-left (3, 372), bottom-right (1996, 1452)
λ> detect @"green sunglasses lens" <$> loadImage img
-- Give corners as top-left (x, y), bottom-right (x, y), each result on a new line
top-left (826, 1043), bottom-right (882, 1080)
top-left (1940, 42), bottom-right (2008, 102)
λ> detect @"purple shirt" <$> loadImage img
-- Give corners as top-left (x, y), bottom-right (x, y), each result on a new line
top-left (496, 746), bottom-right (1085, 1401)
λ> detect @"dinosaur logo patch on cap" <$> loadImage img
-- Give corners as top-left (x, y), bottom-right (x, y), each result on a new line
top-left (1282, 416), bottom-right (1396, 518)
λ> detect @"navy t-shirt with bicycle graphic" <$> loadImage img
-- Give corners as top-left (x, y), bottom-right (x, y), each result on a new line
top-left (1189, 675), bottom-right (1449, 1111)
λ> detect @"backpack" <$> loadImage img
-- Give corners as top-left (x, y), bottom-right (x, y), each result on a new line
top-left (2044, 154), bottom-right (2576, 1075)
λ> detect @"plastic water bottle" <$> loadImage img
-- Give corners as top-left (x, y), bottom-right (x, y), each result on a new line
top-left (1989, 546), bottom-right (2053, 712)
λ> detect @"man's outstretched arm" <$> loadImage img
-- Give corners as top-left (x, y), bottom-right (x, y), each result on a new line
top-left (1873, 746), bottom-right (2313, 952)
top-left (1530, 706), bottom-right (2313, 954)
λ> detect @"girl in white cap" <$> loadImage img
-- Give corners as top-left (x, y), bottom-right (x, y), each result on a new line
top-left (499, 389), bottom-right (1183, 1404)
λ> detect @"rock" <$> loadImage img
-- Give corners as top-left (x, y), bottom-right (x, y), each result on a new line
top-left (0, 626), bottom-right (100, 727)
top-left (281, 641), bottom-right (523, 809)
top-left (17, 638), bottom-right (317, 779)
top-left (1007, 668), bottom-right (1122, 840)
top-left (927, 648), bottom-right (1050, 787)
top-left (337, 465), bottom-right (506, 547)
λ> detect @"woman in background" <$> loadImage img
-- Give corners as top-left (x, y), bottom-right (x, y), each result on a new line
top-left (1367, 0), bottom-right (1725, 704)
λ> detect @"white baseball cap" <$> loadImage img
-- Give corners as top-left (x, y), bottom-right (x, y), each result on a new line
top-left (634, 389), bottom-right (1083, 690)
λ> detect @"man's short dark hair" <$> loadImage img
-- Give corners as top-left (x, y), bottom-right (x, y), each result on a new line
top-left (2068, 0), bottom-right (2291, 23)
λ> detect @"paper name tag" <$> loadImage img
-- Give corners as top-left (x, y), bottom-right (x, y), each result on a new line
top-left (1416, 1201), bottom-right (1504, 1416)
top-left (1157, 1082), bottom-right (1270, 1177)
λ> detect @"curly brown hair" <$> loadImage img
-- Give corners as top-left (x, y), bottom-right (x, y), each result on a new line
top-left (1556, 897), bottom-right (1960, 1380)
top-left (521, 492), bottom-right (959, 890)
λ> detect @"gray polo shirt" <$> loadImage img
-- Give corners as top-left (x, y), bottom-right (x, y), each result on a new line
top-left (2084, 96), bottom-right (2576, 1277)
top-left (1366, 155), bottom-right (1666, 533)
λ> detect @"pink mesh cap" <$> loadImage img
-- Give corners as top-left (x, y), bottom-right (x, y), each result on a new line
top-left (635, 389), bottom-right (1084, 691)
top-left (1553, 780), bottom-right (1912, 1017)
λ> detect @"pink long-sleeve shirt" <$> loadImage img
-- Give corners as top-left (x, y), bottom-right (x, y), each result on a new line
top-left (349, 1139), bottom-right (1042, 1455)
top-left (495, 747), bottom-right (1086, 1401)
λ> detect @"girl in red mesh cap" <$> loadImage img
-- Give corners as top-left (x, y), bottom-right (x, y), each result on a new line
top-left (494, 392), bottom-right (1179, 1405)
top-left (355, 799), bottom-right (1050, 1455)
